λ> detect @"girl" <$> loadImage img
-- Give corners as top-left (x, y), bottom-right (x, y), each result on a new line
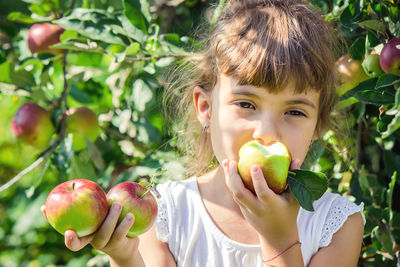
top-left (60, 0), bottom-right (365, 266)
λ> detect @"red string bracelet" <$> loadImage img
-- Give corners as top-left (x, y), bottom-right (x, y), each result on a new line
top-left (262, 240), bottom-right (301, 264)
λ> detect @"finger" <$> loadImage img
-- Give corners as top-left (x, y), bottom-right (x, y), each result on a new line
top-left (290, 158), bottom-right (301, 170)
top-left (91, 202), bottom-right (122, 249)
top-left (224, 160), bottom-right (256, 207)
top-left (250, 164), bottom-right (274, 201)
top-left (108, 213), bottom-right (135, 247)
top-left (65, 230), bottom-right (94, 252)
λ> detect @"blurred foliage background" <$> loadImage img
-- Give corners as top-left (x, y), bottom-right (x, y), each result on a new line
top-left (0, 0), bottom-right (399, 266)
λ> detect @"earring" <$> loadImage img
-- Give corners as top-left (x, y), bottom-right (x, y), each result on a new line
top-left (203, 124), bottom-right (209, 133)
top-left (309, 140), bottom-right (313, 147)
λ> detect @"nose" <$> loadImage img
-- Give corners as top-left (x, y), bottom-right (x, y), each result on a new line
top-left (252, 115), bottom-right (281, 146)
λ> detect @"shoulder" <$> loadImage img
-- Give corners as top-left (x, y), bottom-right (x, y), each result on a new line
top-left (298, 191), bottom-right (365, 246)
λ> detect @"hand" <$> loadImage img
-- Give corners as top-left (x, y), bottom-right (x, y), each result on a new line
top-left (222, 159), bottom-right (300, 248)
top-left (41, 203), bottom-right (139, 262)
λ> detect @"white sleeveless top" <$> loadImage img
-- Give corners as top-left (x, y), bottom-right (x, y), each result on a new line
top-left (154, 177), bottom-right (364, 267)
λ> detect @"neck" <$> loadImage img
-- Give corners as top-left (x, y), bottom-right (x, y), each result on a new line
top-left (197, 165), bottom-right (243, 213)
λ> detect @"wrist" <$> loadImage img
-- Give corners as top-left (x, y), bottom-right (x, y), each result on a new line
top-left (109, 250), bottom-right (145, 267)
top-left (259, 237), bottom-right (303, 267)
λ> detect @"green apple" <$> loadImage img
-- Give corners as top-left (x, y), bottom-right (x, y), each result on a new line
top-left (237, 140), bottom-right (291, 194)
top-left (66, 107), bottom-right (100, 151)
top-left (107, 182), bottom-right (158, 237)
top-left (335, 55), bottom-right (369, 95)
top-left (44, 179), bottom-right (109, 237)
top-left (11, 102), bottom-right (55, 149)
top-left (362, 54), bottom-right (384, 77)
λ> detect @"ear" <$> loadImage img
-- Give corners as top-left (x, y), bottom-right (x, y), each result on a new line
top-left (193, 86), bottom-right (211, 127)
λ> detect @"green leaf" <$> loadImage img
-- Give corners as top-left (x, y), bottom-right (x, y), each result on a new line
top-left (287, 170), bottom-right (328, 212)
top-left (375, 74), bottom-right (400, 89)
top-left (131, 79), bottom-right (153, 112)
top-left (54, 9), bottom-right (127, 45)
top-left (387, 172), bottom-right (397, 210)
top-left (7, 12), bottom-right (36, 23)
top-left (365, 30), bottom-right (380, 50)
top-left (353, 90), bottom-right (394, 105)
top-left (350, 37), bottom-right (365, 60)
top-left (382, 111), bottom-right (400, 139)
top-left (340, 78), bottom-right (377, 100)
top-left (124, 0), bottom-right (148, 33)
top-left (358, 20), bottom-right (386, 35)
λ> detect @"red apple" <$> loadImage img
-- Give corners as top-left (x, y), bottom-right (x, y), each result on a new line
top-left (107, 182), bottom-right (158, 237)
top-left (27, 23), bottom-right (64, 54)
top-left (66, 107), bottom-right (100, 151)
top-left (44, 179), bottom-right (109, 237)
top-left (336, 55), bottom-right (369, 95)
top-left (237, 140), bottom-right (291, 194)
top-left (379, 38), bottom-right (400, 76)
top-left (11, 102), bottom-right (55, 149)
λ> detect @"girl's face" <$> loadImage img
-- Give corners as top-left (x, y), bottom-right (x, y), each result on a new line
top-left (206, 73), bottom-right (320, 168)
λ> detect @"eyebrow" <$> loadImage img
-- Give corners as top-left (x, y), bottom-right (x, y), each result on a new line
top-left (231, 91), bottom-right (317, 110)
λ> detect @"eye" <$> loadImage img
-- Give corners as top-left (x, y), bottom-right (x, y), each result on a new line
top-left (235, 101), bottom-right (256, 110)
top-left (285, 110), bottom-right (306, 117)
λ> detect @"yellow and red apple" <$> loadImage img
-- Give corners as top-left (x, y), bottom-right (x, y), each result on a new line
top-left (11, 102), bottom-right (55, 149)
top-left (66, 107), bottom-right (100, 151)
top-left (44, 179), bottom-right (109, 237)
top-left (27, 23), bottom-right (64, 54)
top-left (107, 182), bottom-right (158, 237)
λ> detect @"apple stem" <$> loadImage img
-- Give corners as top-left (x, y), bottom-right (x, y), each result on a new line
top-left (139, 183), bottom-right (161, 199)
top-left (139, 187), bottom-right (151, 199)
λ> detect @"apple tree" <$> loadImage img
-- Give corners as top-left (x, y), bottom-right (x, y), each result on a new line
top-left (0, 0), bottom-right (208, 265)
top-left (306, 0), bottom-right (400, 266)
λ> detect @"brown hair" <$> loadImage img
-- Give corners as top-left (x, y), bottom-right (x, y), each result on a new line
top-left (163, 0), bottom-right (340, 176)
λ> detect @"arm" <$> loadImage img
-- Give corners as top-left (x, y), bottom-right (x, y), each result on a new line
top-left (138, 224), bottom-right (177, 267)
top-left (223, 160), bottom-right (304, 266)
top-left (308, 212), bottom-right (364, 267)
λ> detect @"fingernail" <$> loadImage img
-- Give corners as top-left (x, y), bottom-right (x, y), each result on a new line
top-left (112, 202), bottom-right (121, 211)
top-left (229, 161), bottom-right (235, 169)
top-left (250, 165), bottom-right (259, 172)
top-left (126, 213), bottom-right (134, 221)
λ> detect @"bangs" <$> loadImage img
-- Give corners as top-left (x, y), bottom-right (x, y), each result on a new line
top-left (212, 3), bottom-right (334, 94)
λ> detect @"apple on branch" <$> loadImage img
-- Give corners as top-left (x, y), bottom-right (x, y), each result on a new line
top-left (335, 55), bottom-right (369, 95)
top-left (237, 140), bottom-right (291, 194)
top-left (362, 53), bottom-right (384, 78)
top-left (44, 179), bottom-right (109, 237)
top-left (107, 182), bottom-right (158, 237)
top-left (11, 102), bottom-right (55, 149)
top-left (66, 107), bottom-right (101, 151)
top-left (27, 23), bottom-right (64, 54)
top-left (379, 38), bottom-right (400, 76)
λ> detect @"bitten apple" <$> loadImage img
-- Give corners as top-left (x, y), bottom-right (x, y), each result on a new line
top-left (44, 179), bottom-right (109, 237)
top-left (379, 38), bottom-right (400, 76)
top-left (237, 140), bottom-right (291, 194)
top-left (27, 23), bottom-right (64, 54)
top-left (66, 107), bottom-right (100, 151)
top-left (107, 182), bottom-right (158, 237)
top-left (11, 102), bottom-right (55, 149)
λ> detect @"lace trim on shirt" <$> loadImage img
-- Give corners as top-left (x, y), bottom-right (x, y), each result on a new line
top-left (320, 196), bottom-right (364, 247)
top-left (155, 193), bottom-right (169, 242)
